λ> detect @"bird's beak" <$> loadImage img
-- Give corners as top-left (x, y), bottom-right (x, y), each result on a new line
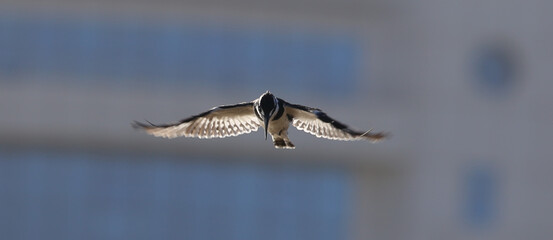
top-left (264, 116), bottom-right (270, 140)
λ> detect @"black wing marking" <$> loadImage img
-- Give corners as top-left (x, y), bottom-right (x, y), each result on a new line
top-left (133, 102), bottom-right (261, 139)
top-left (282, 99), bottom-right (387, 142)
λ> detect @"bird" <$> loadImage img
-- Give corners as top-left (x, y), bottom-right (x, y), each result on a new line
top-left (132, 91), bottom-right (388, 149)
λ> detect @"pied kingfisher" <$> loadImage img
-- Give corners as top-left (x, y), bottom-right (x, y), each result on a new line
top-left (133, 91), bottom-right (388, 149)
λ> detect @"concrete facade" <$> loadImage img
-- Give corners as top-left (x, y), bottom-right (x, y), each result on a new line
top-left (1, 0), bottom-right (552, 239)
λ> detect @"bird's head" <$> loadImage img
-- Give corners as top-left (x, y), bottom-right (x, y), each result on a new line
top-left (256, 91), bottom-right (278, 140)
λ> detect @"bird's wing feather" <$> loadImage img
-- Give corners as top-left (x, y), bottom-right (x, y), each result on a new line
top-left (133, 102), bottom-right (260, 139)
top-left (283, 100), bottom-right (387, 142)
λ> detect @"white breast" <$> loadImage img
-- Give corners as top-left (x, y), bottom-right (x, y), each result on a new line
top-left (267, 114), bottom-right (291, 136)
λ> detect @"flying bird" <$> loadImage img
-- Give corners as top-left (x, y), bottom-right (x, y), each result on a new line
top-left (133, 91), bottom-right (387, 149)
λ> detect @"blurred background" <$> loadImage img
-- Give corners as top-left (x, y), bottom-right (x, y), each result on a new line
top-left (1, 0), bottom-right (552, 239)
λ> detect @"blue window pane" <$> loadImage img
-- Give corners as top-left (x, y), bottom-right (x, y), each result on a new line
top-left (0, 14), bottom-right (359, 95)
top-left (473, 44), bottom-right (516, 96)
top-left (463, 164), bottom-right (497, 229)
top-left (0, 150), bottom-right (351, 240)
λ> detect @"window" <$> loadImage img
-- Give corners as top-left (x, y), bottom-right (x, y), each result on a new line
top-left (463, 163), bottom-right (497, 230)
top-left (0, 150), bottom-right (351, 240)
top-left (472, 42), bottom-right (517, 97)
top-left (0, 14), bottom-right (359, 95)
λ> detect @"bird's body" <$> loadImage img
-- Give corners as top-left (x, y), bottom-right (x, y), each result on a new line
top-left (133, 91), bottom-right (387, 149)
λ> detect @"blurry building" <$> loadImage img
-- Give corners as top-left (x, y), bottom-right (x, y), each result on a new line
top-left (1, 0), bottom-right (552, 240)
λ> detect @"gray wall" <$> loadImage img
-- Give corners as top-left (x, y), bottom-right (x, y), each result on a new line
top-left (1, 0), bottom-right (552, 240)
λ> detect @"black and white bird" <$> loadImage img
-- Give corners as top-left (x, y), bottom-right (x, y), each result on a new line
top-left (133, 91), bottom-right (387, 149)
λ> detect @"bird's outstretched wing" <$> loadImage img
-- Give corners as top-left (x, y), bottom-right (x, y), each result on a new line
top-left (133, 102), bottom-right (260, 139)
top-left (283, 100), bottom-right (387, 142)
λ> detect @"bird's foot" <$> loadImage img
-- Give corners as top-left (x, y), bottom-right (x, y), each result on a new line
top-left (273, 138), bottom-right (295, 149)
